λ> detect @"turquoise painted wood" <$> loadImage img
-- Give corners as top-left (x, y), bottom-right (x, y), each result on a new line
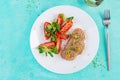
top-left (0, 0), bottom-right (120, 80)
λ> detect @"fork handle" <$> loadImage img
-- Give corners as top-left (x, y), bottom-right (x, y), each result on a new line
top-left (106, 27), bottom-right (110, 71)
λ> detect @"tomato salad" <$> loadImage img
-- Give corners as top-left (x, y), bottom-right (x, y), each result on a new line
top-left (38, 13), bottom-right (74, 57)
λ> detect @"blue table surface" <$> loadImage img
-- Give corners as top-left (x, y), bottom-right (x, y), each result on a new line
top-left (0, 0), bottom-right (120, 80)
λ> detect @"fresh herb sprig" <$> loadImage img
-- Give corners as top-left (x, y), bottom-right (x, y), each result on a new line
top-left (38, 46), bottom-right (58, 57)
top-left (66, 16), bottom-right (74, 21)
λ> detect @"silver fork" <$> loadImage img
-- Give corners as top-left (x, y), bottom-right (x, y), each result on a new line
top-left (103, 10), bottom-right (111, 71)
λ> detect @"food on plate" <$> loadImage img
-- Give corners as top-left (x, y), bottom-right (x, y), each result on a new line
top-left (38, 13), bottom-right (86, 59)
top-left (56, 37), bottom-right (62, 53)
top-left (38, 42), bottom-right (55, 48)
top-left (60, 28), bottom-right (85, 60)
top-left (44, 22), bottom-right (51, 40)
top-left (38, 13), bottom-right (74, 57)
top-left (57, 13), bottom-right (64, 26)
top-left (38, 45), bottom-right (58, 57)
top-left (56, 32), bottom-right (69, 40)
top-left (60, 20), bottom-right (73, 33)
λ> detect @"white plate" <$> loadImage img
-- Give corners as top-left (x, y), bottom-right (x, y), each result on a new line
top-left (30, 5), bottom-right (99, 74)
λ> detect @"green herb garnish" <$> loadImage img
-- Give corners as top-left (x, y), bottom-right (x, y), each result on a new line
top-left (48, 52), bottom-right (53, 57)
top-left (50, 34), bottom-right (57, 42)
top-left (45, 24), bottom-right (52, 32)
top-left (71, 40), bottom-right (76, 46)
top-left (38, 46), bottom-right (58, 57)
top-left (38, 46), bottom-right (44, 53)
top-left (51, 46), bottom-right (58, 54)
top-left (51, 22), bottom-right (60, 32)
top-left (46, 33), bottom-right (51, 37)
top-left (66, 16), bottom-right (74, 21)
top-left (56, 24), bottom-right (60, 32)
top-left (60, 13), bottom-right (65, 21)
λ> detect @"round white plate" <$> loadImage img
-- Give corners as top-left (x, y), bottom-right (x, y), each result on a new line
top-left (30, 5), bottom-right (99, 74)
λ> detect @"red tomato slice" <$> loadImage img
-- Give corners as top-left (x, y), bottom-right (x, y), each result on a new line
top-left (44, 22), bottom-right (51, 40)
top-left (60, 34), bottom-right (68, 40)
top-left (56, 32), bottom-right (68, 40)
top-left (55, 32), bottom-right (60, 37)
top-left (39, 41), bottom-right (55, 48)
top-left (57, 14), bottom-right (64, 27)
top-left (56, 37), bottom-right (61, 53)
top-left (60, 20), bottom-right (73, 33)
